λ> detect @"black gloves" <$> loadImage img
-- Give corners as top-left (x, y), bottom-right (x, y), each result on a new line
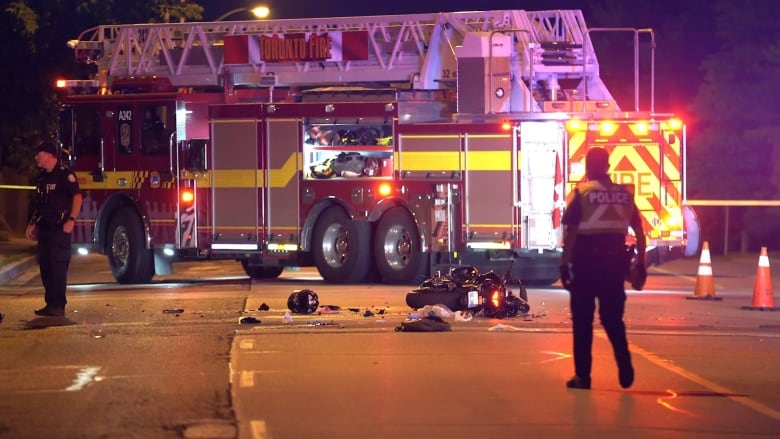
top-left (560, 264), bottom-right (573, 291)
top-left (629, 263), bottom-right (647, 291)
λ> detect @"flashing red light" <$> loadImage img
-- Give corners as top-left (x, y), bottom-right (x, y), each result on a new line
top-left (378, 183), bottom-right (392, 197)
top-left (181, 190), bottom-right (194, 204)
top-left (501, 121), bottom-right (513, 131)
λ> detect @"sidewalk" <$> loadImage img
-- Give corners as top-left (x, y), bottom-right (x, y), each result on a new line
top-left (0, 236), bottom-right (37, 285)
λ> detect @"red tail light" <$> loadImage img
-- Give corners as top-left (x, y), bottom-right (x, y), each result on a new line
top-left (491, 290), bottom-right (502, 308)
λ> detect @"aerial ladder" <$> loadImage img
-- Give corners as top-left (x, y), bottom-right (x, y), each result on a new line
top-left (66, 9), bottom-right (618, 114)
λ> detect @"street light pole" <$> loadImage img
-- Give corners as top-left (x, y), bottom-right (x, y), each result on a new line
top-left (215, 6), bottom-right (270, 21)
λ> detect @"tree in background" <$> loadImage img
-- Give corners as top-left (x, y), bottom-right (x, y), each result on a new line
top-left (0, 1), bottom-right (202, 234)
top-left (586, 0), bottom-right (716, 116)
top-left (0, 0), bottom-right (202, 174)
top-left (689, 0), bottom-right (780, 252)
top-left (154, 0), bottom-right (203, 23)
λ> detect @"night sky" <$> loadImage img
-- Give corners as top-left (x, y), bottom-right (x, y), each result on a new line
top-left (199, 0), bottom-right (599, 21)
top-left (197, 0), bottom-right (706, 114)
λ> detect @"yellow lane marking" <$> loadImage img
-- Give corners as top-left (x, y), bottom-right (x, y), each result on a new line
top-left (608, 334), bottom-right (780, 421)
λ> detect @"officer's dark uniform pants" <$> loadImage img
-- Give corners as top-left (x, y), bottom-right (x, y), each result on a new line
top-left (570, 249), bottom-right (631, 380)
top-left (36, 225), bottom-right (72, 309)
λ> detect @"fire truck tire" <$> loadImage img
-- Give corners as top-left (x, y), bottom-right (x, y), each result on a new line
top-left (374, 207), bottom-right (426, 284)
top-left (241, 261), bottom-right (284, 279)
top-left (312, 207), bottom-right (372, 284)
top-left (107, 208), bottom-right (154, 284)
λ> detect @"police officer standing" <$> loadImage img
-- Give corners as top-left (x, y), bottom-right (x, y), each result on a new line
top-left (25, 141), bottom-right (82, 317)
top-left (559, 147), bottom-right (646, 390)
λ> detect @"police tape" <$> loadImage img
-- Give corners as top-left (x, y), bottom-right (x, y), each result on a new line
top-left (0, 185), bottom-right (34, 190)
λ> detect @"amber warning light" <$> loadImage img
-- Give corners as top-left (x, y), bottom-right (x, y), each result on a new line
top-left (378, 183), bottom-right (393, 197)
top-left (181, 190), bottom-right (194, 205)
top-left (56, 79), bottom-right (99, 89)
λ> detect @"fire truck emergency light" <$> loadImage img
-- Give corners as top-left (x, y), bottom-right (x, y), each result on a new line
top-left (56, 79), bottom-right (99, 89)
top-left (632, 122), bottom-right (649, 135)
top-left (566, 120), bottom-right (587, 131)
top-left (666, 118), bottom-right (683, 130)
top-left (378, 183), bottom-right (393, 197)
top-left (181, 190), bottom-right (194, 204)
top-left (664, 212), bottom-right (682, 229)
top-left (598, 121), bottom-right (618, 136)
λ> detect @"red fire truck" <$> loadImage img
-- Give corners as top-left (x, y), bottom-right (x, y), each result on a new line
top-left (57, 9), bottom-right (696, 285)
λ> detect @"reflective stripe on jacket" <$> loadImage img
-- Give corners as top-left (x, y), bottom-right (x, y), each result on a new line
top-left (576, 180), bottom-right (634, 235)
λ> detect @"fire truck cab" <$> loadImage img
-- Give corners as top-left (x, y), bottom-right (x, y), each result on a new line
top-left (57, 9), bottom-right (695, 285)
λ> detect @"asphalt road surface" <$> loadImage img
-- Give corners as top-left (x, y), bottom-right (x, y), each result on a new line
top-left (1, 254), bottom-right (779, 439)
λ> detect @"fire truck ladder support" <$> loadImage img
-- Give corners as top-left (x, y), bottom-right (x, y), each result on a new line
top-left (67, 9), bottom-right (609, 101)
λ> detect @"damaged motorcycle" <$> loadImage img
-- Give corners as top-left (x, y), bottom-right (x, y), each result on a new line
top-left (405, 257), bottom-right (530, 318)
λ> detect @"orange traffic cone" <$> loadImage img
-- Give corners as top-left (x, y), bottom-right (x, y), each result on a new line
top-left (742, 247), bottom-right (777, 311)
top-left (687, 241), bottom-right (722, 301)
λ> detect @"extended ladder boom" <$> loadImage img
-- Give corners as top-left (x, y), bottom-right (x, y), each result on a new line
top-left (69, 10), bottom-right (605, 97)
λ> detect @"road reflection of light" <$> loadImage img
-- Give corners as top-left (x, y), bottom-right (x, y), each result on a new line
top-left (541, 351), bottom-right (571, 363)
top-left (657, 389), bottom-right (699, 417)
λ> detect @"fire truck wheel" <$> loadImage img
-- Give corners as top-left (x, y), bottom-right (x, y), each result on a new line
top-left (374, 207), bottom-right (425, 284)
top-left (312, 207), bottom-right (372, 284)
top-left (241, 261), bottom-right (284, 279)
top-left (107, 207), bottom-right (154, 284)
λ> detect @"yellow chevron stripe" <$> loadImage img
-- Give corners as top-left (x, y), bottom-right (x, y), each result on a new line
top-left (269, 153), bottom-right (299, 187)
top-left (569, 132), bottom-right (586, 156)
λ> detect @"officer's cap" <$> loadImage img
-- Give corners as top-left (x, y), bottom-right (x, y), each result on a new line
top-left (586, 147), bottom-right (610, 177)
top-left (32, 141), bottom-right (58, 156)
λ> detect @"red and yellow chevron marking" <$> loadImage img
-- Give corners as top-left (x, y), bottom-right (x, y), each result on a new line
top-left (566, 121), bottom-right (684, 242)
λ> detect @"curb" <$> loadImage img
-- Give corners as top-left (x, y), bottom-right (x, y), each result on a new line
top-left (0, 255), bottom-right (37, 285)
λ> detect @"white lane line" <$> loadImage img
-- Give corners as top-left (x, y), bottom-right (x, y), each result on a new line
top-left (610, 334), bottom-right (780, 421)
top-left (251, 420), bottom-right (269, 439)
top-left (240, 370), bottom-right (255, 388)
top-left (65, 366), bottom-right (102, 391)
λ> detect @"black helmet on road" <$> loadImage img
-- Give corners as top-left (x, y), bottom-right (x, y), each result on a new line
top-left (287, 289), bottom-right (319, 314)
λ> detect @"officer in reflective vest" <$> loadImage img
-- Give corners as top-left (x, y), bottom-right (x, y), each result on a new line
top-left (559, 147), bottom-right (646, 390)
